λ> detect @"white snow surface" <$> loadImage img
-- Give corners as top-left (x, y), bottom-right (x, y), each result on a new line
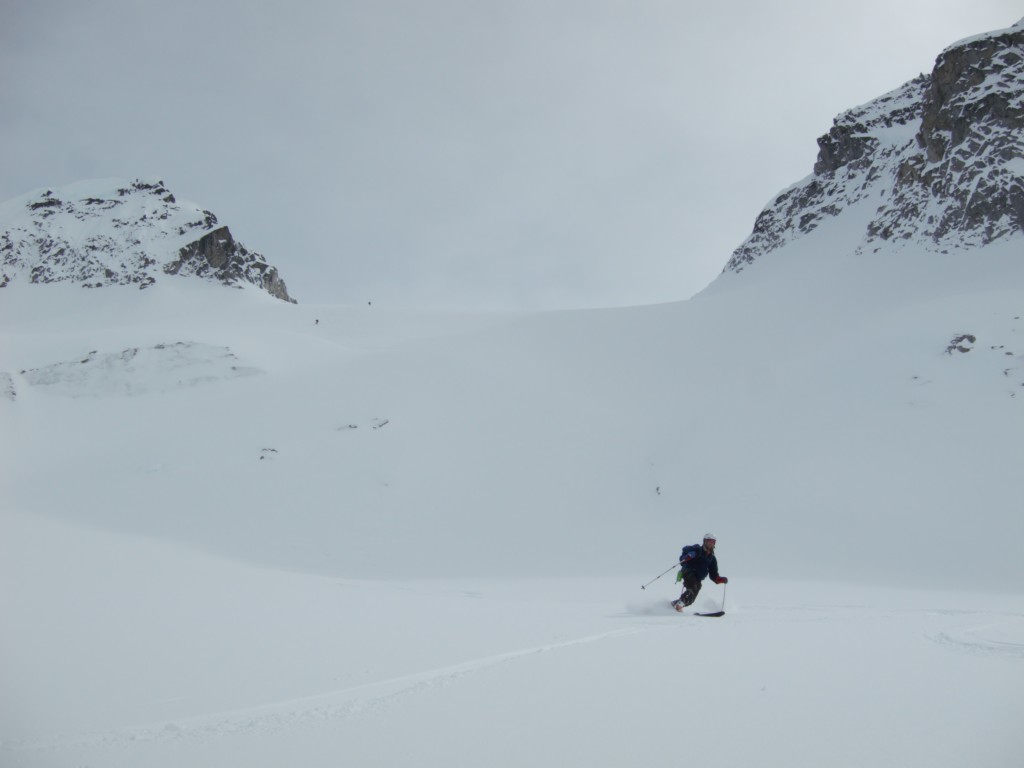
top-left (2, 231), bottom-right (1023, 766)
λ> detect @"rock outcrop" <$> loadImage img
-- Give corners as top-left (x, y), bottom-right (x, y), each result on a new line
top-left (165, 226), bottom-right (293, 302)
top-left (725, 18), bottom-right (1024, 274)
top-left (0, 178), bottom-right (295, 302)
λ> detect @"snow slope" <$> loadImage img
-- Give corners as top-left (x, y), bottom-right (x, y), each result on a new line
top-left (1, 236), bottom-right (1022, 765)
top-left (3, 513), bottom-right (1020, 768)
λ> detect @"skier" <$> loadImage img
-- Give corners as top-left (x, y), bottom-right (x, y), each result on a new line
top-left (671, 533), bottom-right (728, 612)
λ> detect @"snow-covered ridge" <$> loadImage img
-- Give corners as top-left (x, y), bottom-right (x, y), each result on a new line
top-left (0, 178), bottom-right (295, 302)
top-left (725, 18), bottom-right (1024, 273)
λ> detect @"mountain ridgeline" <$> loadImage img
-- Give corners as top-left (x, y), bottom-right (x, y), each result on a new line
top-left (726, 18), bottom-right (1024, 273)
top-left (0, 178), bottom-right (295, 302)
top-left (2, 21), bottom-right (1022, 305)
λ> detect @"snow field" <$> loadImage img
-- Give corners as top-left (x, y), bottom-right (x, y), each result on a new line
top-left (1, 234), bottom-right (1022, 766)
top-left (2, 512), bottom-right (1021, 768)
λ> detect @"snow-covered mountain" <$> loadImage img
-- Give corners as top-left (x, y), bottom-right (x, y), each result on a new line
top-left (726, 18), bottom-right (1024, 272)
top-left (2, 18), bottom-right (1023, 768)
top-left (0, 177), bottom-right (294, 302)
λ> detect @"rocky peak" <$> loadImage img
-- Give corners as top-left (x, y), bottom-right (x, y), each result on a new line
top-left (0, 178), bottom-right (295, 302)
top-left (921, 23), bottom-right (1024, 163)
top-left (725, 18), bottom-right (1024, 274)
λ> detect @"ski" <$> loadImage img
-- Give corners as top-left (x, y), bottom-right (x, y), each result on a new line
top-left (670, 601), bottom-right (725, 617)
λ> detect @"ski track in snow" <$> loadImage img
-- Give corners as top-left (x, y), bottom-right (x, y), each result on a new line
top-left (8, 603), bottom-right (1023, 760)
top-left (926, 616), bottom-right (1024, 659)
top-left (3, 626), bottom-right (649, 757)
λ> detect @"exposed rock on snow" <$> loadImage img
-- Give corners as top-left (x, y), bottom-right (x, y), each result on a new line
top-left (946, 334), bottom-right (977, 353)
top-left (335, 417), bottom-right (392, 431)
top-left (0, 372), bottom-right (14, 401)
top-left (0, 178), bottom-right (295, 302)
top-left (939, 327), bottom-right (1023, 397)
top-left (726, 18), bottom-right (1024, 272)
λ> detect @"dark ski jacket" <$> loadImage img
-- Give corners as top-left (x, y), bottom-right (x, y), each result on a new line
top-left (679, 544), bottom-right (721, 582)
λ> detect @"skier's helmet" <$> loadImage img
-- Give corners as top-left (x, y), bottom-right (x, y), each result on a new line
top-left (703, 532), bottom-right (717, 546)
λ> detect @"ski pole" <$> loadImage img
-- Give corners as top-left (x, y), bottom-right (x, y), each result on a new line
top-left (721, 582), bottom-right (727, 611)
top-left (640, 564), bottom-right (678, 590)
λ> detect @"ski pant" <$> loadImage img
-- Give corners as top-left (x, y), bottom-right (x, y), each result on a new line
top-left (678, 572), bottom-right (703, 607)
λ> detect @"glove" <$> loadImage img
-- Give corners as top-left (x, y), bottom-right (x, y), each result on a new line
top-left (714, 576), bottom-right (728, 584)
top-left (675, 570), bottom-right (684, 583)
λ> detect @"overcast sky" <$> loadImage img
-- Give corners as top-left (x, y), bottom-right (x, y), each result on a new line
top-left (2, 1), bottom-right (1019, 310)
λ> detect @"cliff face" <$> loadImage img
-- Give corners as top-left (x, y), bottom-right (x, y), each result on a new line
top-left (725, 19), bottom-right (1024, 274)
top-left (165, 226), bottom-right (294, 303)
top-left (0, 178), bottom-right (295, 302)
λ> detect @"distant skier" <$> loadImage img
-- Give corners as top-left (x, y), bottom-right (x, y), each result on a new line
top-left (671, 533), bottom-right (728, 612)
